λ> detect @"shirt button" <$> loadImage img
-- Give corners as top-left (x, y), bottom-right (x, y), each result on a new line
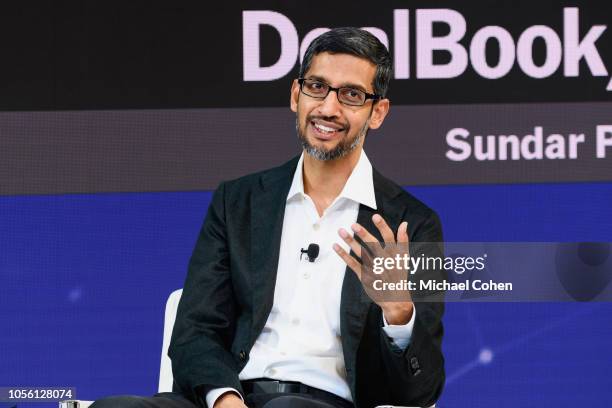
top-left (313, 223), bottom-right (320, 231)
top-left (291, 318), bottom-right (300, 325)
top-left (303, 272), bottom-right (310, 279)
top-left (280, 351), bottom-right (287, 356)
top-left (266, 368), bottom-right (277, 377)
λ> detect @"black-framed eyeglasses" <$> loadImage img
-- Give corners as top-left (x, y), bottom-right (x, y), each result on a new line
top-left (297, 78), bottom-right (381, 107)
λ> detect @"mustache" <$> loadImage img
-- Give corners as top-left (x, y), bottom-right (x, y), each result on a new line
top-left (306, 115), bottom-right (349, 129)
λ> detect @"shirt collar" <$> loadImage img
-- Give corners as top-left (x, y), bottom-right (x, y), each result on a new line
top-left (286, 150), bottom-right (377, 210)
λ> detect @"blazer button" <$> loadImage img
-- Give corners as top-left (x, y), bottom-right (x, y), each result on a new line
top-left (239, 350), bottom-right (247, 361)
top-left (410, 356), bottom-right (420, 370)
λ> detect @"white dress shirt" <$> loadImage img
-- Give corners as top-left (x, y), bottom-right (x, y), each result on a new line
top-left (206, 150), bottom-right (415, 407)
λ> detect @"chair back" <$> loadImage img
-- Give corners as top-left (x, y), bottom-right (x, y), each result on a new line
top-left (158, 288), bottom-right (183, 392)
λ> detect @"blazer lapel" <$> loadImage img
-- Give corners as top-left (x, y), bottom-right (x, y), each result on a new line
top-left (250, 157), bottom-right (299, 342)
top-left (340, 168), bottom-right (405, 393)
top-left (340, 203), bottom-right (377, 389)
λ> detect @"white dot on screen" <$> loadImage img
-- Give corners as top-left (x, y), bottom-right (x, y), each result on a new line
top-left (479, 348), bottom-right (493, 364)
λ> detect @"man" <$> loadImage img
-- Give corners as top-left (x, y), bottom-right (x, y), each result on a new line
top-left (92, 27), bottom-right (444, 408)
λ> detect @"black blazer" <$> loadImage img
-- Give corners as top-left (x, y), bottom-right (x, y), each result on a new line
top-left (169, 156), bottom-right (445, 408)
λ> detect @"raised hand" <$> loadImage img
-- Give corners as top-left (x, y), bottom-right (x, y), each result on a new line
top-left (333, 214), bottom-right (414, 325)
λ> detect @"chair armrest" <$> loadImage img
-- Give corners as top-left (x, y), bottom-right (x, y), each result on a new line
top-left (59, 400), bottom-right (94, 408)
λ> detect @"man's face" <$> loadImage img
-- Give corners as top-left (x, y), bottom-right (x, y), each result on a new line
top-left (290, 52), bottom-right (390, 161)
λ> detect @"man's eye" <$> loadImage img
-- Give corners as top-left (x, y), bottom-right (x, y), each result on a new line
top-left (309, 82), bottom-right (324, 90)
top-left (343, 89), bottom-right (362, 100)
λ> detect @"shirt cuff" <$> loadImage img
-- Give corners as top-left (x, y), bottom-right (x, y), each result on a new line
top-left (381, 307), bottom-right (416, 350)
top-left (206, 387), bottom-right (243, 408)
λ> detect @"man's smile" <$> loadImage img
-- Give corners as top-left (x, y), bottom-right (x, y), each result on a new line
top-left (309, 119), bottom-right (346, 140)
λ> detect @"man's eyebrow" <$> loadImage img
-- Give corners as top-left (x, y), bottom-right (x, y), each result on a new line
top-left (306, 75), bottom-right (369, 93)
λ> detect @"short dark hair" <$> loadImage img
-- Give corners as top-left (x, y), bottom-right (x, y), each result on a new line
top-left (299, 27), bottom-right (392, 98)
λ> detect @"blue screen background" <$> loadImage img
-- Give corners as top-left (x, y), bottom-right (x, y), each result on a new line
top-left (2, 181), bottom-right (611, 407)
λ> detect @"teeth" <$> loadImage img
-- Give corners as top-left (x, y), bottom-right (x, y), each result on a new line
top-left (314, 123), bottom-right (337, 133)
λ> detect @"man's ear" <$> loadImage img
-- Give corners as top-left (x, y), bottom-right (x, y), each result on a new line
top-left (368, 98), bottom-right (390, 130)
top-left (290, 79), bottom-right (300, 113)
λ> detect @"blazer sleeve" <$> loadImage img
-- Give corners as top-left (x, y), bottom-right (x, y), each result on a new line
top-left (168, 182), bottom-right (244, 405)
top-left (358, 210), bottom-right (446, 408)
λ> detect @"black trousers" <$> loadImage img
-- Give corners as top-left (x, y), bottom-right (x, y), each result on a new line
top-left (89, 390), bottom-right (354, 408)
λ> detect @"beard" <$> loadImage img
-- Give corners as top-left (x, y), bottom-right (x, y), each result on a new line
top-left (296, 114), bottom-right (369, 161)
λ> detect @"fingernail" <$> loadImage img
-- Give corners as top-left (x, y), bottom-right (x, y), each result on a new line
top-left (339, 228), bottom-right (349, 238)
top-left (351, 224), bottom-right (361, 233)
top-left (372, 214), bottom-right (382, 223)
top-left (333, 243), bottom-right (341, 252)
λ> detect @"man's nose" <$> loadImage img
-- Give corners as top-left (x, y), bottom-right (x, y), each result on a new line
top-left (315, 89), bottom-right (343, 117)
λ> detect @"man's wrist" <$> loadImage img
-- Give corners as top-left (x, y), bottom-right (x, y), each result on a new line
top-left (382, 301), bottom-right (414, 325)
top-left (206, 387), bottom-right (243, 408)
top-left (213, 391), bottom-right (243, 407)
